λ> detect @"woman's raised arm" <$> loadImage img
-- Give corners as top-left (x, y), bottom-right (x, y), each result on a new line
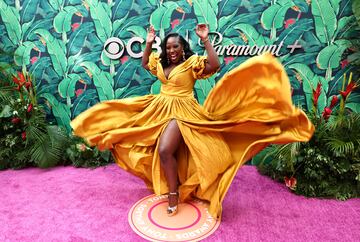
top-left (195, 24), bottom-right (220, 74)
top-left (142, 25), bottom-right (156, 70)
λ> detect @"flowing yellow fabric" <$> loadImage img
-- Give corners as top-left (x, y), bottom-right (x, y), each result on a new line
top-left (71, 53), bottom-right (314, 218)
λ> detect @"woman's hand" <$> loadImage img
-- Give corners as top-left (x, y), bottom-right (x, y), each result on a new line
top-left (195, 24), bottom-right (220, 75)
top-left (195, 24), bottom-right (209, 41)
top-left (146, 25), bottom-right (156, 44)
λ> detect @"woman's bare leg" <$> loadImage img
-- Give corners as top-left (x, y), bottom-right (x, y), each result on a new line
top-left (159, 119), bottom-right (182, 207)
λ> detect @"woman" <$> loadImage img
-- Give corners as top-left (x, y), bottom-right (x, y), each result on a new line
top-left (71, 24), bottom-right (314, 219)
top-left (141, 24), bottom-right (220, 216)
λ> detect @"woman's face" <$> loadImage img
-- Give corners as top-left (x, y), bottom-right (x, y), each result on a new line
top-left (166, 36), bottom-right (183, 64)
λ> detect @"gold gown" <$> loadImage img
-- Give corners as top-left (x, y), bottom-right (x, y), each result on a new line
top-left (71, 53), bottom-right (314, 218)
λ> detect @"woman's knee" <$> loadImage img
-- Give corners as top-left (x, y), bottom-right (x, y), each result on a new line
top-left (159, 119), bottom-right (181, 164)
top-left (159, 145), bottom-right (172, 163)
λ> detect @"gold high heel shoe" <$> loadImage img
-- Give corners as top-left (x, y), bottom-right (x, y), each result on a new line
top-left (167, 192), bottom-right (179, 217)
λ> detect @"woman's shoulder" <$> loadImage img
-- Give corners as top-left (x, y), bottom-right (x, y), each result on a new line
top-left (150, 52), bottom-right (160, 60)
top-left (187, 54), bottom-right (206, 64)
top-left (187, 54), bottom-right (208, 67)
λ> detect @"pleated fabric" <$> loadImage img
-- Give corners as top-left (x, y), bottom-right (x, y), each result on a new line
top-left (71, 53), bottom-right (314, 218)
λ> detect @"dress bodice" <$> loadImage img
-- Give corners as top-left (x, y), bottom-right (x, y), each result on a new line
top-left (148, 53), bottom-right (214, 97)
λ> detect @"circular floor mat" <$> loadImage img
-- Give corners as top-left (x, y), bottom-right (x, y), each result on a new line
top-left (128, 194), bottom-right (220, 241)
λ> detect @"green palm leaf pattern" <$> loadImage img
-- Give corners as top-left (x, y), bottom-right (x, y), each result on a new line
top-left (233, 24), bottom-right (268, 46)
top-left (218, 0), bottom-right (241, 16)
top-left (53, 6), bottom-right (79, 34)
top-left (288, 63), bottom-right (329, 113)
top-left (39, 93), bottom-right (71, 132)
top-left (34, 29), bottom-right (68, 77)
top-left (0, 0), bottom-right (358, 130)
top-left (150, 2), bottom-right (180, 38)
top-left (58, 73), bottom-right (81, 99)
top-left (192, 0), bottom-right (218, 31)
top-left (14, 41), bottom-right (37, 67)
top-left (330, 0), bottom-right (341, 15)
top-left (49, 0), bottom-right (64, 10)
top-left (0, 0), bottom-right (22, 45)
top-left (86, 0), bottom-right (112, 42)
top-left (72, 89), bottom-right (98, 117)
top-left (312, 0), bottom-right (337, 44)
top-left (316, 39), bottom-right (352, 79)
top-left (112, 0), bottom-right (132, 20)
top-left (80, 61), bottom-right (114, 101)
top-left (194, 76), bottom-right (216, 105)
top-left (67, 22), bottom-right (95, 56)
top-left (21, 0), bottom-right (40, 23)
top-left (260, 1), bottom-right (295, 40)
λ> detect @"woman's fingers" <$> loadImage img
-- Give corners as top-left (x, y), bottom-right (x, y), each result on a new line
top-left (148, 25), bottom-right (154, 34)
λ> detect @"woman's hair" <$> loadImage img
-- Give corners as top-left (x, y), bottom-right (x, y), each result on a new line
top-left (160, 33), bottom-right (194, 68)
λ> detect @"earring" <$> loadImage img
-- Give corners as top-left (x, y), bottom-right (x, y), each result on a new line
top-left (182, 50), bottom-right (186, 61)
top-left (167, 56), bottom-right (170, 65)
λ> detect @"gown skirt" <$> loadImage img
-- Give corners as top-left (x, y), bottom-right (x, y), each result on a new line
top-left (71, 53), bottom-right (314, 218)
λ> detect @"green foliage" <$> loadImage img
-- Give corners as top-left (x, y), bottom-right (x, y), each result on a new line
top-left (255, 109), bottom-right (360, 200)
top-left (0, 71), bottom-right (69, 169)
top-left (353, 0), bottom-right (360, 26)
top-left (0, 67), bottom-right (112, 170)
top-left (1, 0), bottom-right (359, 130)
top-left (64, 136), bottom-right (112, 168)
top-left (258, 113), bottom-right (360, 200)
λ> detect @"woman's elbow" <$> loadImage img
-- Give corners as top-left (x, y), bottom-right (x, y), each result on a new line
top-left (213, 62), bottom-right (220, 72)
top-left (142, 62), bottom-right (149, 70)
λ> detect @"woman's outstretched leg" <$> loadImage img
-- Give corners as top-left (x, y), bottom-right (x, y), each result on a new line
top-left (159, 119), bottom-right (182, 214)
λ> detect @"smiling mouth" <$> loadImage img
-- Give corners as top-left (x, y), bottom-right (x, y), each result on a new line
top-left (170, 54), bottom-right (178, 61)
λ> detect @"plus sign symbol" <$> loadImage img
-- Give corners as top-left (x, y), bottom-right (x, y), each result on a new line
top-left (287, 40), bottom-right (302, 53)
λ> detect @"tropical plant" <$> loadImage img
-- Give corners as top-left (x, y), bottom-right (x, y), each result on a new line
top-left (64, 136), bottom-right (112, 168)
top-left (253, 72), bottom-right (360, 200)
top-left (0, 70), bottom-right (69, 169)
top-left (0, 68), bottom-right (112, 169)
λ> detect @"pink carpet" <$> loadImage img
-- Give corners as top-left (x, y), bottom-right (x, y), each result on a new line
top-left (1, 164), bottom-right (359, 241)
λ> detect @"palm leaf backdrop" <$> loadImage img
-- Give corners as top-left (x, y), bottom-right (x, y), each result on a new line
top-left (0, 0), bottom-right (359, 132)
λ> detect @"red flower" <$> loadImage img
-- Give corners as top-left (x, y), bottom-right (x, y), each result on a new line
top-left (322, 107), bottom-right (332, 120)
top-left (25, 81), bottom-right (32, 90)
top-left (21, 132), bottom-right (26, 141)
top-left (120, 55), bottom-right (129, 64)
top-left (284, 18), bottom-right (296, 29)
top-left (171, 19), bottom-right (180, 29)
top-left (284, 176), bottom-right (297, 190)
top-left (13, 72), bottom-right (26, 87)
top-left (11, 117), bottom-right (21, 124)
top-left (76, 143), bottom-right (87, 152)
top-left (312, 82), bottom-right (322, 107)
top-left (329, 95), bottom-right (338, 109)
top-left (30, 56), bottom-right (38, 65)
top-left (71, 23), bottom-right (80, 32)
top-left (75, 88), bottom-right (84, 97)
top-left (224, 56), bottom-right (234, 65)
top-left (340, 59), bottom-right (349, 69)
top-left (27, 103), bottom-right (33, 113)
top-left (340, 82), bottom-right (357, 101)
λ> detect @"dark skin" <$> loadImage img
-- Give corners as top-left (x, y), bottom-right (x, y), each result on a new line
top-left (142, 24), bottom-right (220, 208)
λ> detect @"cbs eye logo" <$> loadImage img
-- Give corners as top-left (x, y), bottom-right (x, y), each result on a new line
top-left (104, 36), bottom-right (162, 59)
